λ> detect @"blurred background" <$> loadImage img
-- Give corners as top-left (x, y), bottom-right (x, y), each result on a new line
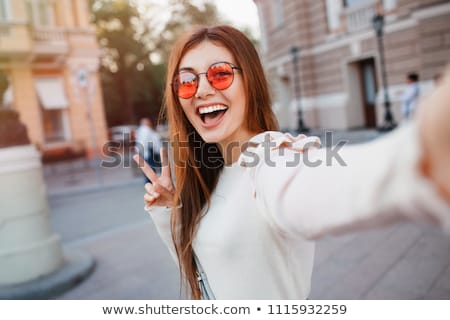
top-left (0, 0), bottom-right (449, 300)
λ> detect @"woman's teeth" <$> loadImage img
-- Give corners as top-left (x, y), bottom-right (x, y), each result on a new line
top-left (198, 105), bottom-right (228, 114)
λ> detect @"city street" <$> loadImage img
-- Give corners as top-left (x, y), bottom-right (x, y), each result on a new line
top-left (45, 135), bottom-right (450, 299)
top-left (50, 184), bottom-right (181, 299)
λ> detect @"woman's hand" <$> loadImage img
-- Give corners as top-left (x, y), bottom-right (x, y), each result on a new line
top-left (133, 148), bottom-right (175, 209)
top-left (418, 65), bottom-right (450, 202)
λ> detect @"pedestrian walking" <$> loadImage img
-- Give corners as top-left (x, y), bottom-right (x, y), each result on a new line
top-left (135, 118), bottom-right (161, 181)
top-left (134, 25), bottom-right (450, 300)
top-left (401, 72), bottom-right (420, 120)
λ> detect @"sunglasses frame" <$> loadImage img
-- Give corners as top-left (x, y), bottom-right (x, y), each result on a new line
top-left (172, 61), bottom-right (241, 99)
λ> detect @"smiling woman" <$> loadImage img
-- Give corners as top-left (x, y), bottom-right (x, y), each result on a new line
top-left (176, 42), bottom-right (256, 155)
top-left (133, 25), bottom-right (450, 300)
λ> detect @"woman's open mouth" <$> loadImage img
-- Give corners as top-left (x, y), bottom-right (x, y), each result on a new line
top-left (198, 104), bottom-right (229, 128)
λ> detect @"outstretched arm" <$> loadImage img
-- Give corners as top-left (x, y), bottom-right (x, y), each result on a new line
top-left (250, 68), bottom-right (450, 240)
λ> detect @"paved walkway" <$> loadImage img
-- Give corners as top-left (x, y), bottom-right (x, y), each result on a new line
top-left (43, 152), bottom-right (142, 197)
top-left (43, 129), bottom-right (450, 299)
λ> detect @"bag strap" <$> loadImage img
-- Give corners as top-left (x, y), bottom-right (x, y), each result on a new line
top-left (193, 251), bottom-right (216, 300)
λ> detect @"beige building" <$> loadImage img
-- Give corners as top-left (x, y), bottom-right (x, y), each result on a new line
top-left (254, 0), bottom-right (450, 130)
top-left (0, 0), bottom-right (107, 158)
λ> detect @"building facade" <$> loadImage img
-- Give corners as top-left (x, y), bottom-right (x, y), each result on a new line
top-left (0, 0), bottom-right (107, 157)
top-left (254, 0), bottom-right (450, 130)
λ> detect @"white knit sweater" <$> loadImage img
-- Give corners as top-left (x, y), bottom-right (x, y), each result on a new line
top-left (149, 123), bottom-right (450, 299)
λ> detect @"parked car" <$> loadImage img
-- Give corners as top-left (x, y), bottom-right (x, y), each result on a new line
top-left (108, 125), bottom-right (137, 146)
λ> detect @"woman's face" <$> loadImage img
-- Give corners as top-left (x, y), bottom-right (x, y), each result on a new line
top-left (177, 41), bottom-right (253, 148)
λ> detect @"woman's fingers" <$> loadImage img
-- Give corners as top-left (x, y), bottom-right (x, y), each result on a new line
top-left (135, 151), bottom-right (175, 209)
top-left (160, 147), bottom-right (172, 179)
top-left (144, 184), bottom-right (162, 207)
top-left (159, 147), bottom-right (175, 194)
top-left (144, 192), bottom-right (156, 203)
top-left (153, 182), bottom-right (173, 200)
top-left (144, 180), bottom-right (173, 208)
top-left (133, 154), bottom-right (159, 184)
top-left (144, 183), bottom-right (160, 197)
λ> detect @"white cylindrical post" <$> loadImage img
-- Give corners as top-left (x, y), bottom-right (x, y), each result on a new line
top-left (0, 145), bottom-right (63, 285)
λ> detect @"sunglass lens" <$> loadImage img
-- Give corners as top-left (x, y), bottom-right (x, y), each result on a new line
top-left (177, 72), bottom-right (198, 99)
top-left (207, 63), bottom-right (234, 90)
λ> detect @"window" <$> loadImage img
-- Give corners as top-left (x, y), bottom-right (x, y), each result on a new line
top-left (0, 0), bottom-right (11, 22)
top-left (255, 1), bottom-right (268, 52)
top-left (273, 0), bottom-right (284, 28)
top-left (71, 0), bottom-right (79, 27)
top-left (383, 0), bottom-right (397, 11)
top-left (363, 62), bottom-right (376, 105)
top-left (344, 0), bottom-right (372, 7)
top-left (42, 109), bottom-right (67, 142)
top-left (0, 70), bottom-right (12, 109)
top-left (326, 0), bottom-right (343, 31)
top-left (343, 0), bottom-right (397, 9)
top-left (37, 1), bottom-right (49, 25)
top-left (27, 0), bottom-right (55, 27)
top-left (34, 77), bottom-right (70, 143)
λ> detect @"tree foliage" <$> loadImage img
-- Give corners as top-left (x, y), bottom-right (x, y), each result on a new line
top-left (90, 0), bottom-right (221, 127)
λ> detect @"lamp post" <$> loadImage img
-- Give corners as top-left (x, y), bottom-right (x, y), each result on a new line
top-left (372, 13), bottom-right (396, 131)
top-left (290, 46), bottom-right (308, 133)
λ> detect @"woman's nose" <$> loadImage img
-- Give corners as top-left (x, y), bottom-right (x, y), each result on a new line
top-left (195, 74), bottom-right (216, 99)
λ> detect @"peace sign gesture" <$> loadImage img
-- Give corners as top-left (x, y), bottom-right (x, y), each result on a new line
top-left (133, 148), bottom-right (175, 209)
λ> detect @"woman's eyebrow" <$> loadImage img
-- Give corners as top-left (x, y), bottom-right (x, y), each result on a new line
top-left (179, 66), bottom-right (195, 72)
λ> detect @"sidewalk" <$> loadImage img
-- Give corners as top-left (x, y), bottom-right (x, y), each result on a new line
top-left (50, 185), bottom-right (181, 299)
top-left (44, 129), bottom-right (450, 299)
top-left (43, 152), bottom-right (142, 196)
top-left (43, 151), bottom-right (181, 299)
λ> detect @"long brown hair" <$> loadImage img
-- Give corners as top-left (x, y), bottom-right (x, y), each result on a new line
top-left (163, 25), bottom-right (278, 299)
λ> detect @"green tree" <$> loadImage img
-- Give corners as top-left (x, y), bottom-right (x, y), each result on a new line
top-left (90, 0), bottom-right (221, 126)
top-left (155, 0), bottom-right (222, 63)
top-left (90, 0), bottom-right (158, 125)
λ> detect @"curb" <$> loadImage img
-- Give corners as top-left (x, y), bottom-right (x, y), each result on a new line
top-left (0, 249), bottom-right (95, 300)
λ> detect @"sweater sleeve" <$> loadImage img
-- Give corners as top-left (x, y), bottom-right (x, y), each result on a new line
top-left (148, 206), bottom-right (179, 263)
top-left (243, 123), bottom-right (450, 240)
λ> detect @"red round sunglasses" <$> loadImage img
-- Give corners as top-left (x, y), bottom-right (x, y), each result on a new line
top-left (172, 61), bottom-right (241, 99)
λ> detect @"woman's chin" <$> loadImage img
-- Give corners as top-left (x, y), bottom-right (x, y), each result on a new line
top-left (198, 132), bottom-right (221, 144)
top-left (196, 128), bottom-right (229, 144)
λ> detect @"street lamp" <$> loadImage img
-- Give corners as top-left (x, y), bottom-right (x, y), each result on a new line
top-left (372, 13), bottom-right (396, 132)
top-left (290, 46), bottom-right (308, 133)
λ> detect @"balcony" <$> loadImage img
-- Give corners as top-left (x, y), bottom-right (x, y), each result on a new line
top-left (0, 23), bottom-right (69, 64)
top-left (343, 0), bottom-right (380, 33)
top-left (31, 27), bottom-right (69, 55)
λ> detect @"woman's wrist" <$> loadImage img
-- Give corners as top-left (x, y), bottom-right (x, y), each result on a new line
top-left (144, 201), bottom-right (182, 212)
top-left (144, 205), bottom-right (172, 213)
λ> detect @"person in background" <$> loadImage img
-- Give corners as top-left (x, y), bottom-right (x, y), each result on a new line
top-left (434, 73), bottom-right (442, 86)
top-left (401, 72), bottom-right (420, 120)
top-left (135, 118), bottom-right (161, 181)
